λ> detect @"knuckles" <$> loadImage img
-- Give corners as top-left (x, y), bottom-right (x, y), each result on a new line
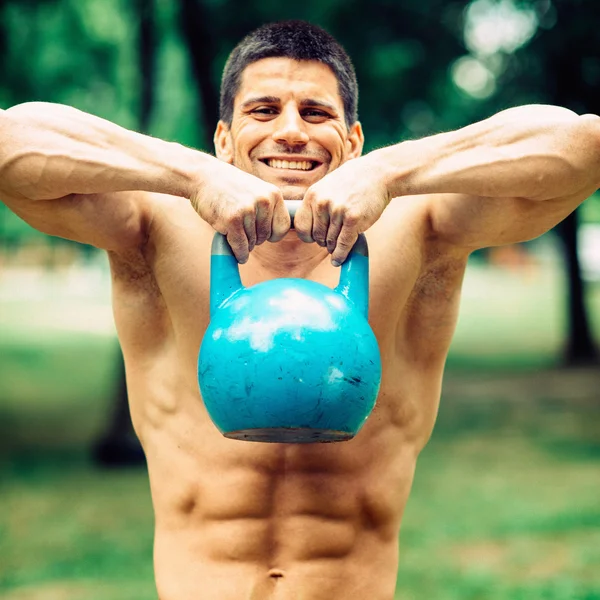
top-left (255, 196), bottom-right (272, 211)
top-left (228, 213), bottom-right (244, 228)
top-left (342, 212), bottom-right (359, 227)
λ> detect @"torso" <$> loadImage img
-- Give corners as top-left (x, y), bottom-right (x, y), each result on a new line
top-left (108, 195), bottom-right (468, 600)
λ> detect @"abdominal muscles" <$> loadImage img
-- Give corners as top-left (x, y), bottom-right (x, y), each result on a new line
top-left (147, 414), bottom-right (414, 600)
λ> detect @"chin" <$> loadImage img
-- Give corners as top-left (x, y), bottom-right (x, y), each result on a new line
top-left (279, 185), bottom-right (307, 201)
top-left (272, 180), bottom-right (315, 200)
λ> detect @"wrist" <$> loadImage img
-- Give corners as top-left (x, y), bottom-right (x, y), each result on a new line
top-left (366, 142), bottom-right (420, 200)
top-left (152, 142), bottom-right (212, 199)
top-left (370, 132), bottom-right (459, 200)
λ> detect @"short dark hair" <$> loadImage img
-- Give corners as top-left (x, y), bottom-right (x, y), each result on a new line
top-left (219, 21), bottom-right (358, 128)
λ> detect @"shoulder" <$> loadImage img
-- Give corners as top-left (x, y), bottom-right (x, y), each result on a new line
top-left (368, 194), bottom-right (469, 268)
top-left (145, 192), bottom-right (213, 247)
top-left (368, 194), bottom-right (471, 313)
top-left (109, 191), bottom-right (208, 278)
top-left (106, 192), bottom-right (190, 284)
top-left (366, 194), bottom-right (469, 313)
top-left (139, 192), bottom-right (213, 305)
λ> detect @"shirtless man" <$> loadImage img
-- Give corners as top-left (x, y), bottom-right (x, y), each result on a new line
top-left (1, 20), bottom-right (599, 600)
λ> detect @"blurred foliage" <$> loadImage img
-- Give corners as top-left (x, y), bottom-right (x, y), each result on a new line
top-left (0, 0), bottom-right (599, 247)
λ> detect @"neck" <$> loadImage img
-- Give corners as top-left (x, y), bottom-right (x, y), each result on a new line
top-left (249, 231), bottom-right (329, 278)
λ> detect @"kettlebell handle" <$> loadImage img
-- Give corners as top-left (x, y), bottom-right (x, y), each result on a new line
top-left (286, 199), bottom-right (302, 228)
top-left (210, 200), bottom-right (370, 318)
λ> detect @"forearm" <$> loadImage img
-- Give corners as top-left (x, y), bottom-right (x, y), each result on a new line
top-left (372, 105), bottom-right (600, 201)
top-left (0, 102), bottom-right (212, 201)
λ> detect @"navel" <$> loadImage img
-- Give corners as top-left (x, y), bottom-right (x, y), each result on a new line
top-left (268, 568), bottom-right (285, 579)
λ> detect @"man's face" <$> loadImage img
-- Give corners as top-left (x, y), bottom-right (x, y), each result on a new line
top-left (214, 57), bottom-right (364, 199)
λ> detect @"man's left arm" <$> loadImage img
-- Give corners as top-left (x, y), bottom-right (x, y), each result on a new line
top-left (298, 105), bottom-right (600, 262)
top-left (378, 104), bottom-right (600, 250)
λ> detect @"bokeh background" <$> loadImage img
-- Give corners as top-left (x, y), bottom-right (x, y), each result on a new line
top-left (1, 0), bottom-right (599, 599)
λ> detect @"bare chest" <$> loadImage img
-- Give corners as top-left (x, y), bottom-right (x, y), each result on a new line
top-left (144, 229), bottom-right (419, 356)
top-left (115, 202), bottom-right (466, 444)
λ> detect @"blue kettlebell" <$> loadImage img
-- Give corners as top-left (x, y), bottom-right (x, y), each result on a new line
top-left (198, 201), bottom-right (382, 443)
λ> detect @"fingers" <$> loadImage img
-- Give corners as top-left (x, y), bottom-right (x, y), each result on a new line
top-left (255, 197), bottom-right (272, 246)
top-left (227, 196), bottom-right (359, 266)
top-left (192, 162), bottom-right (296, 262)
top-left (330, 225), bottom-right (358, 267)
top-left (314, 205), bottom-right (354, 265)
top-left (293, 202), bottom-right (314, 243)
top-left (270, 198), bottom-right (291, 242)
top-left (299, 192), bottom-right (359, 265)
top-left (326, 212), bottom-right (343, 255)
top-left (312, 204), bottom-right (330, 247)
top-left (227, 223), bottom-right (250, 264)
top-left (226, 193), bottom-right (287, 263)
top-left (231, 187), bottom-right (292, 261)
top-left (243, 212), bottom-right (257, 253)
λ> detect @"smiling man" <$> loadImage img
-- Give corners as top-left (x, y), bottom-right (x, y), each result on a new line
top-left (1, 20), bottom-right (599, 600)
top-left (214, 57), bottom-right (359, 207)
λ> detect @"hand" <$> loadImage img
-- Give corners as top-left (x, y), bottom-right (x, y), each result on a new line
top-left (294, 156), bottom-right (391, 265)
top-left (190, 160), bottom-right (289, 263)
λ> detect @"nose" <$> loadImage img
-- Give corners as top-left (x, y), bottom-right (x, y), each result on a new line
top-left (271, 105), bottom-right (310, 147)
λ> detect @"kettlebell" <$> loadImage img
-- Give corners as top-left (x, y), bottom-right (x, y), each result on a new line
top-left (198, 201), bottom-right (382, 443)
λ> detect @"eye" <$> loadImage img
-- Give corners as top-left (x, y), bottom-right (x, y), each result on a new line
top-left (302, 109), bottom-right (330, 122)
top-left (251, 107), bottom-right (278, 118)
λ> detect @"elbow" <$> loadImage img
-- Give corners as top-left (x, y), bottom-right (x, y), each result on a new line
top-left (0, 110), bottom-right (18, 185)
top-left (0, 112), bottom-right (43, 201)
top-left (580, 112), bottom-right (600, 140)
top-left (6, 101), bottom-right (57, 120)
top-left (0, 104), bottom-right (62, 201)
top-left (582, 111), bottom-right (600, 155)
top-left (577, 113), bottom-right (600, 187)
top-left (4, 102), bottom-right (74, 136)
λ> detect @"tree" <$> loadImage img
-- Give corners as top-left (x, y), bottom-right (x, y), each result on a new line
top-left (177, 0), bottom-right (219, 150)
top-left (498, 0), bottom-right (599, 364)
top-left (93, 0), bottom-right (158, 467)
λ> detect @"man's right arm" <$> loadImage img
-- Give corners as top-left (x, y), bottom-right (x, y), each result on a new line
top-left (0, 103), bottom-right (288, 258)
top-left (0, 103), bottom-right (203, 201)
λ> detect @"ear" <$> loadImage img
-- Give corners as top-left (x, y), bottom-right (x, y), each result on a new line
top-left (346, 121), bottom-right (364, 159)
top-left (214, 121), bottom-right (234, 163)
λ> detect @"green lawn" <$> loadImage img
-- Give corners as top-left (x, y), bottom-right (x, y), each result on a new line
top-left (1, 261), bottom-right (599, 599)
top-left (398, 384), bottom-right (600, 600)
top-left (2, 386), bottom-right (599, 600)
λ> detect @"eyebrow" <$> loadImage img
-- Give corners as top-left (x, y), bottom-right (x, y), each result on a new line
top-left (239, 96), bottom-right (280, 109)
top-left (300, 99), bottom-right (338, 113)
top-left (239, 96), bottom-right (338, 113)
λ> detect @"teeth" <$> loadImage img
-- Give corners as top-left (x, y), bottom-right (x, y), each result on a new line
top-left (267, 159), bottom-right (313, 170)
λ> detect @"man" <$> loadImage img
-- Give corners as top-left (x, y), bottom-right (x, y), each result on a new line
top-left (1, 20), bottom-right (598, 600)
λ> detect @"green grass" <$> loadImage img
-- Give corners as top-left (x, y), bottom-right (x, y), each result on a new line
top-left (397, 390), bottom-right (600, 600)
top-left (1, 390), bottom-right (599, 600)
top-left (0, 457), bottom-right (156, 599)
top-left (1, 262), bottom-right (600, 599)
top-left (448, 263), bottom-right (600, 369)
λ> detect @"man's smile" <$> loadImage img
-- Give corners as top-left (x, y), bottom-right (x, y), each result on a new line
top-left (264, 158), bottom-right (315, 170)
top-left (256, 155), bottom-right (327, 178)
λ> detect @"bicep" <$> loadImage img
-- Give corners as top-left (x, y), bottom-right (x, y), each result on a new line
top-left (0, 190), bottom-right (153, 252)
top-left (426, 192), bottom-right (586, 250)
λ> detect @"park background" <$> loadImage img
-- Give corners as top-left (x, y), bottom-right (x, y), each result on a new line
top-left (1, 0), bottom-right (599, 598)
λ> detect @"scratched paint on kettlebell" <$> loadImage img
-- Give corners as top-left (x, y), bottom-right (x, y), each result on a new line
top-left (198, 237), bottom-right (381, 442)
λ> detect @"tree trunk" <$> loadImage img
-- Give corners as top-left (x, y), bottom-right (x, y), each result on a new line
top-left (92, 353), bottom-right (145, 467)
top-left (138, 0), bottom-right (157, 133)
top-left (177, 0), bottom-right (219, 150)
top-left (94, 0), bottom-right (158, 467)
top-left (542, 0), bottom-right (599, 365)
top-left (558, 212), bottom-right (598, 365)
